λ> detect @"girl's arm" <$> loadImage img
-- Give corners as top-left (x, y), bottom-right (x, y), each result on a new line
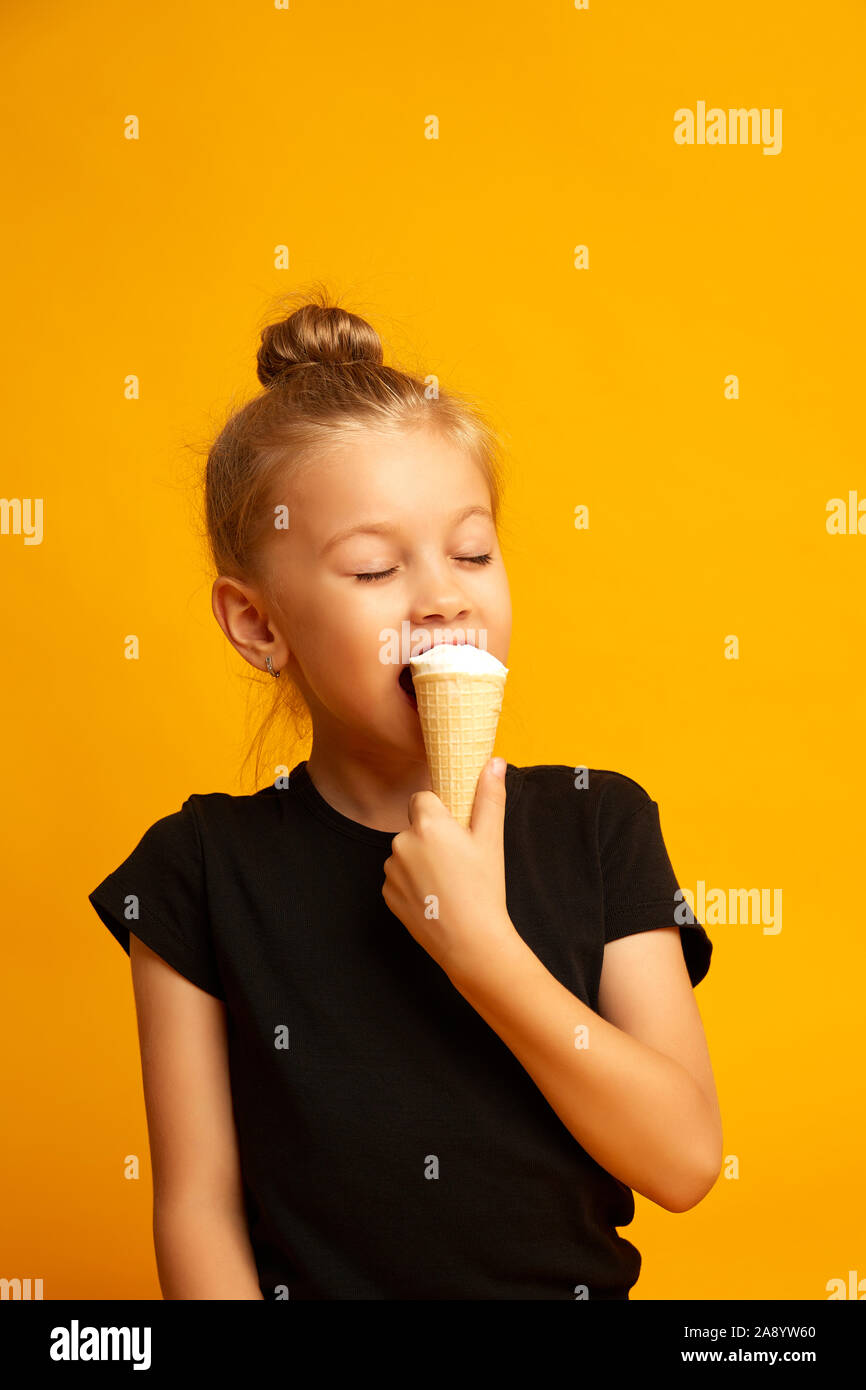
top-left (130, 936), bottom-right (264, 1299)
top-left (152, 1199), bottom-right (265, 1301)
top-left (447, 924), bottom-right (722, 1213)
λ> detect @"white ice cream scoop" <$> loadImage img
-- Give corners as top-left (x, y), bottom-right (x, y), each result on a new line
top-left (409, 642), bottom-right (508, 679)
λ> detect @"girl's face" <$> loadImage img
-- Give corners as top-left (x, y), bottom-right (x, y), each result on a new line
top-left (259, 428), bottom-right (512, 758)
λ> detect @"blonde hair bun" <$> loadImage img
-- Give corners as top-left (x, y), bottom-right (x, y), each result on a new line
top-left (257, 301), bottom-right (384, 388)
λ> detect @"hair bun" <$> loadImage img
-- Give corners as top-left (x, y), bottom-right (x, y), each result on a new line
top-left (257, 299), bottom-right (384, 388)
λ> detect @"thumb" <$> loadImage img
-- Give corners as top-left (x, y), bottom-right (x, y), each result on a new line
top-left (469, 758), bottom-right (508, 837)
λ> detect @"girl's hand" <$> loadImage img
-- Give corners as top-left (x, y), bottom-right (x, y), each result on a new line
top-left (381, 758), bottom-right (519, 985)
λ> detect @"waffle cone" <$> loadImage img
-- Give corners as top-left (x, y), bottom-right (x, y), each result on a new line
top-left (412, 669), bottom-right (506, 827)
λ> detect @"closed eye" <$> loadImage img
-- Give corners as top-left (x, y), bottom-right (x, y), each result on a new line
top-left (354, 554), bottom-right (494, 583)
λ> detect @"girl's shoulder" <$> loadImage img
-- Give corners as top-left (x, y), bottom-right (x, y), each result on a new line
top-left (509, 762), bottom-right (655, 819)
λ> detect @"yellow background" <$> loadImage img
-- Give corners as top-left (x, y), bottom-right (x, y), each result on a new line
top-left (2, 0), bottom-right (864, 1299)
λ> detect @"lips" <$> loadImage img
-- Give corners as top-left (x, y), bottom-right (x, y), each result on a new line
top-left (398, 664), bottom-right (417, 706)
top-left (397, 636), bottom-right (473, 708)
top-left (409, 635), bottom-right (472, 659)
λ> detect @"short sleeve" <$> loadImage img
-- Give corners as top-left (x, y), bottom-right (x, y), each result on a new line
top-left (598, 774), bottom-right (712, 988)
top-left (88, 797), bottom-right (225, 1001)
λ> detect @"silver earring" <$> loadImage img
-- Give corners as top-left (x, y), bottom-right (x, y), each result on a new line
top-left (265, 655), bottom-right (280, 678)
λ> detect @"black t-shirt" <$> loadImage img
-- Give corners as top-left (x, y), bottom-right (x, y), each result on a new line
top-left (88, 760), bottom-right (712, 1300)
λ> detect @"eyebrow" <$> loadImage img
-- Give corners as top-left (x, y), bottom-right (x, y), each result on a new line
top-left (320, 504), bottom-right (494, 556)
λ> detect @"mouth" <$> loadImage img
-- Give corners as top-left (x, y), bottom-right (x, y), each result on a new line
top-left (397, 637), bottom-right (474, 711)
top-left (398, 664), bottom-right (417, 708)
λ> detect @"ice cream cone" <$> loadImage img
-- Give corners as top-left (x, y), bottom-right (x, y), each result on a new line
top-left (409, 644), bottom-right (508, 827)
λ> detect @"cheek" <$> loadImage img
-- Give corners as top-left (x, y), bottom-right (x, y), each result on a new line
top-left (303, 582), bottom-right (401, 694)
top-left (317, 624), bottom-right (386, 696)
top-left (491, 578), bottom-right (512, 629)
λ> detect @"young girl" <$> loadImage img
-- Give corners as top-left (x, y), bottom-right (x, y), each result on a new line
top-left (89, 290), bottom-right (721, 1301)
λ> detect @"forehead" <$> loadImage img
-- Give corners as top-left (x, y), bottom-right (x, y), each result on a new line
top-left (288, 430), bottom-right (490, 538)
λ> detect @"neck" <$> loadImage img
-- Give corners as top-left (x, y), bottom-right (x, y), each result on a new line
top-left (304, 741), bottom-right (433, 833)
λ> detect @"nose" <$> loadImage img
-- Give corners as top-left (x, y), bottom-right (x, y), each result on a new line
top-left (408, 557), bottom-right (472, 626)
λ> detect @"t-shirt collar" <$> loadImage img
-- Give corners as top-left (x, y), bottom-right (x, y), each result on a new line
top-left (288, 759), bottom-right (520, 846)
